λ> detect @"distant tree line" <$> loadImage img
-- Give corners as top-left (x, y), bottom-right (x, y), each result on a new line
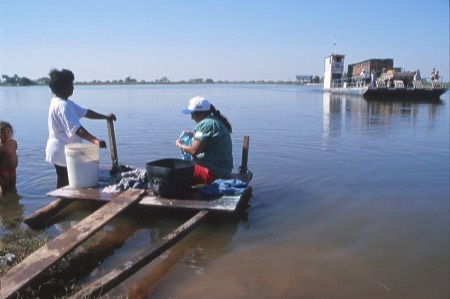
top-left (1, 74), bottom-right (326, 86)
top-left (1, 74), bottom-right (49, 86)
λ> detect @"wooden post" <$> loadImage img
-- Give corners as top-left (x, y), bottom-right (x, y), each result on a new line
top-left (239, 135), bottom-right (249, 174)
top-left (107, 119), bottom-right (119, 174)
top-left (23, 198), bottom-right (75, 229)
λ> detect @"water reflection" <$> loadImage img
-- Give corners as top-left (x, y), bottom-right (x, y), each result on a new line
top-left (0, 193), bottom-right (24, 233)
top-left (322, 92), bottom-right (444, 138)
top-left (41, 202), bottom-right (249, 298)
top-left (1, 86), bottom-right (447, 298)
top-left (364, 98), bottom-right (442, 122)
top-left (110, 210), bottom-right (249, 298)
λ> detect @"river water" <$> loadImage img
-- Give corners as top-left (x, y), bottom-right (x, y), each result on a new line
top-left (0, 85), bottom-right (449, 298)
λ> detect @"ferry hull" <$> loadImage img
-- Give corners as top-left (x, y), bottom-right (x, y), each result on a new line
top-left (323, 53), bottom-right (448, 101)
top-left (362, 87), bottom-right (448, 100)
top-left (325, 87), bottom-right (448, 100)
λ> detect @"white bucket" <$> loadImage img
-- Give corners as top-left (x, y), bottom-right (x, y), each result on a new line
top-left (65, 143), bottom-right (99, 188)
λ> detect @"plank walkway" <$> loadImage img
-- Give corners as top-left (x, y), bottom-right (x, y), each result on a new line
top-left (47, 172), bottom-right (253, 213)
top-left (69, 210), bottom-right (209, 299)
top-left (0, 189), bottom-right (145, 299)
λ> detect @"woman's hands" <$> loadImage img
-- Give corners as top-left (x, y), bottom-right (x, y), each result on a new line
top-left (93, 138), bottom-right (107, 148)
top-left (176, 130), bottom-right (193, 150)
top-left (76, 126), bottom-right (107, 148)
top-left (85, 110), bottom-right (117, 122)
top-left (175, 137), bottom-right (204, 156)
top-left (175, 138), bottom-right (184, 150)
top-left (106, 113), bottom-right (117, 122)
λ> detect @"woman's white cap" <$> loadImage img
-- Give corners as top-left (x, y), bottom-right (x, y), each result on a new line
top-left (182, 96), bottom-right (211, 114)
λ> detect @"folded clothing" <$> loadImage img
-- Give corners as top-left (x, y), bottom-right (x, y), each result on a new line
top-left (199, 179), bottom-right (248, 196)
top-left (102, 166), bottom-right (148, 193)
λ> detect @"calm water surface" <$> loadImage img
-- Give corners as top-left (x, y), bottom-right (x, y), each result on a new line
top-left (0, 85), bottom-right (449, 298)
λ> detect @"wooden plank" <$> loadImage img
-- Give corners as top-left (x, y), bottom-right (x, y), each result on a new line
top-left (23, 172), bottom-right (117, 229)
top-left (47, 186), bottom-right (124, 202)
top-left (23, 198), bottom-right (75, 229)
top-left (23, 166), bottom-right (122, 229)
top-left (69, 210), bottom-right (209, 299)
top-left (0, 189), bottom-right (145, 299)
top-left (47, 183), bottom-right (252, 212)
top-left (139, 187), bottom-right (252, 211)
top-left (46, 170), bottom-right (253, 213)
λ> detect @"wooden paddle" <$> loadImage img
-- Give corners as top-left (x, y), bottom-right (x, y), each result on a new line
top-left (107, 118), bottom-right (120, 174)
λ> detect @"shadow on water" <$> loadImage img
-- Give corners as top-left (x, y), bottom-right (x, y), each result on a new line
top-left (111, 203), bottom-right (251, 298)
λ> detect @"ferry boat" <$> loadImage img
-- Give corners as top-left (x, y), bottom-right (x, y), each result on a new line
top-left (323, 54), bottom-right (448, 99)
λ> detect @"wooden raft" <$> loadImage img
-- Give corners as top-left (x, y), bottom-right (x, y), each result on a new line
top-left (0, 189), bottom-right (146, 299)
top-left (6, 136), bottom-right (252, 298)
top-left (46, 171), bottom-right (253, 212)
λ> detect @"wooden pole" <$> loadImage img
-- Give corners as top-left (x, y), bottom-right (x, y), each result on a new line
top-left (239, 135), bottom-right (249, 173)
top-left (107, 119), bottom-right (119, 174)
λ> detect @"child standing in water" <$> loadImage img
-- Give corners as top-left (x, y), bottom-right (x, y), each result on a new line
top-left (0, 121), bottom-right (18, 194)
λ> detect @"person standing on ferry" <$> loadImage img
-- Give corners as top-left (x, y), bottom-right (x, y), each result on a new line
top-left (360, 69), bottom-right (366, 87)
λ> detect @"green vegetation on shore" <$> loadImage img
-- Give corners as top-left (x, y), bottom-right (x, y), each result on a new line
top-left (1, 74), bottom-right (322, 86)
top-left (2, 73), bottom-right (449, 88)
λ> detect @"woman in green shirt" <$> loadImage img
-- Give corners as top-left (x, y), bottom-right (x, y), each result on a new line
top-left (176, 96), bottom-right (233, 184)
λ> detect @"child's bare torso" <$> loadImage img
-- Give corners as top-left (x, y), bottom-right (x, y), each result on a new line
top-left (0, 139), bottom-right (18, 171)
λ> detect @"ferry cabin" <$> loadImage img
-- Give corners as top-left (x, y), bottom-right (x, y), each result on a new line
top-left (324, 54), bottom-right (397, 89)
top-left (347, 58), bottom-right (393, 81)
top-left (323, 54), bottom-right (345, 89)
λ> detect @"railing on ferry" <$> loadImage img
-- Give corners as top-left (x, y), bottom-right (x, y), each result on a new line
top-left (332, 76), bottom-right (447, 89)
top-left (331, 76), bottom-right (366, 88)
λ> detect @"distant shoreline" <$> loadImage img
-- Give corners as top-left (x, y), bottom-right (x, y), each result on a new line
top-left (0, 74), bottom-right (323, 86)
top-left (1, 81), bottom-right (449, 88)
top-left (0, 81), bottom-right (324, 87)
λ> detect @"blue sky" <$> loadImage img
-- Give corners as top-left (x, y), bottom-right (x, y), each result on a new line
top-left (1, 0), bottom-right (448, 82)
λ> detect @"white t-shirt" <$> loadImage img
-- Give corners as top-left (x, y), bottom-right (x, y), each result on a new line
top-left (46, 97), bottom-right (87, 166)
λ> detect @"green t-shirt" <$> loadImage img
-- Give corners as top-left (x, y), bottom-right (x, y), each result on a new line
top-left (193, 115), bottom-right (233, 178)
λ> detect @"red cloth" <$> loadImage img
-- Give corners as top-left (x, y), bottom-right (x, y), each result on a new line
top-left (193, 164), bottom-right (217, 184)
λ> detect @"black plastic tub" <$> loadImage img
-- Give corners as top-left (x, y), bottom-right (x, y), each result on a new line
top-left (146, 158), bottom-right (195, 198)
